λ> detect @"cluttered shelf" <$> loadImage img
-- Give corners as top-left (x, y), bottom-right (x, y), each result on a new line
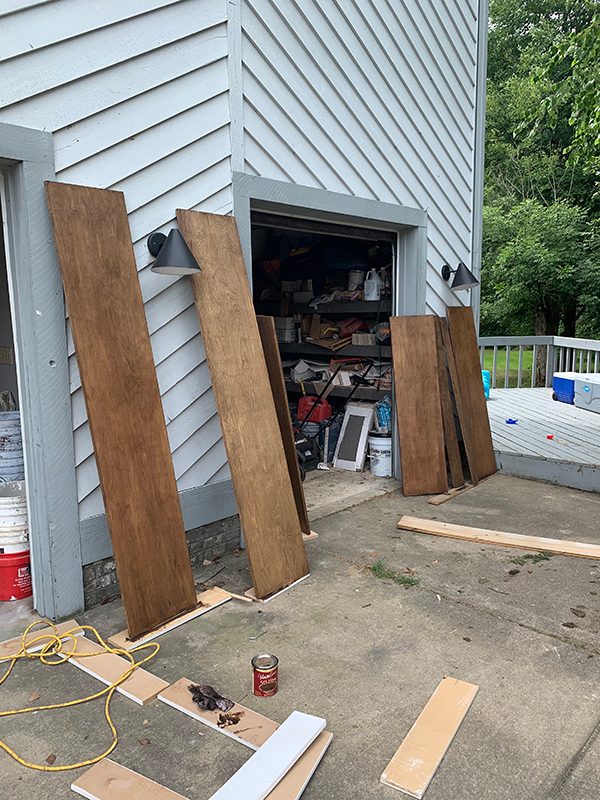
top-left (278, 342), bottom-right (392, 359)
top-left (255, 301), bottom-right (388, 316)
top-left (284, 379), bottom-right (389, 402)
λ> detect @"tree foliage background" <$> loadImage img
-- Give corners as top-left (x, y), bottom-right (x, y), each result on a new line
top-left (482, 0), bottom-right (600, 338)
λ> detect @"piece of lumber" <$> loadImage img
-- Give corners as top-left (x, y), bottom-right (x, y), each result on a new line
top-left (45, 182), bottom-right (196, 640)
top-left (446, 307), bottom-right (497, 480)
top-left (257, 315), bottom-right (311, 537)
top-left (427, 484), bottom-right (470, 505)
top-left (159, 677), bottom-right (280, 749)
top-left (177, 210), bottom-right (309, 599)
top-left (302, 531), bottom-right (319, 541)
top-left (439, 318), bottom-right (479, 486)
top-left (107, 589), bottom-right (230, 651)
top-left (435, 318), bottom-right (463, 489)
top-left (397, 516), bottom-right (600, 559)
top-left (245, 572), bottom-right (310, 603)
top-left (390, 316), bottom-right (448, 496)
top-left (208, 710), bottom-right (326, 800)
top-left (72, 758), bottom-right (189, 800)
top-left (381, 677), bottom-right (478, 798)
top-left (0, 620), bottom-right (81, 660)
top-left (195, 584), bottom-right (254, 603)
top-left (59, 636), bottom-right (169, 705)
top-left (159, 679), bottom-right (332, 799)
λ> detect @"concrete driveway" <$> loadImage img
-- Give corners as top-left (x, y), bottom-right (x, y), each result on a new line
top-left (1, 473), bottom-right (599, 799)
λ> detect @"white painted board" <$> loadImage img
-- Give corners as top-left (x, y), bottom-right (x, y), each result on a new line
top-left (208, 710), bottom-right (326, 800)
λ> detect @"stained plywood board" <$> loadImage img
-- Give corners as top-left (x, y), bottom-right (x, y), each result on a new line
top-left (59, 636), bottom-right (169, 706)
top-left (0, 620), bottom-right (81, 660)
top-left (256, 315), bottom-right (311, 536)
top-left (107, 589), bottom-right (230, 651)
top-left (439, 318), bottom-right (479, 486)
top-left (446, 307), bottom-right (497, 480)
top-left (45, 182), bottom-right (196, 639)
top-left (159, 679), bottom-right (332, 798)
top-left (435, 318), bottom-right (463, 489)
top-left (381, 677), bottom-right (478, 798)
top-left (72, 759), bottom-right (189, 800)
top-left (208, 710), bottom-right (325, 800)
top-left (397, 515), bottom-right (600, 559)
top-left (177, 210), bottom-right (309, 599)
top-left (390, 316), bottom-right (448, 496)
top-left (159, 677), bottom-right (280, 750)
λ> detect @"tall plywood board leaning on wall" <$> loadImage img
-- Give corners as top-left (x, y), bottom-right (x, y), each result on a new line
top-left (45, 183), bottom-right (196, 640)
top-left (446, 307), bottom-right (497, 480)
top-left (434, 318), bottom-right (463, 489)
top-left (177, 210), bottom-right (309, 599)
top-left (390, 316), bottom-right (448, 496)
top-left (256, 315), bottom-right (311, 537)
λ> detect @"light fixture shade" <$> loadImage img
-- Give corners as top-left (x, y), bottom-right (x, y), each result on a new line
top-left (451, 261), bottom-right (479, 291)
top-left (150, 229), bottom-right (201, 275)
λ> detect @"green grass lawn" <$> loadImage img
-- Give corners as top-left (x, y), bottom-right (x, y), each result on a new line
top-left (482, 347), bottom-right (535, 388)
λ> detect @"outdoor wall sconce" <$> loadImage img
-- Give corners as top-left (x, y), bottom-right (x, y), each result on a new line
top-left (148, 229), bottom-right (201, 275)
top-left (441, 262), bottom-right (479, 291)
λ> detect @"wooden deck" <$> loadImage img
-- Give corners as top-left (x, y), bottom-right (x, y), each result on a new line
top-left (487, 388), bottom-right (600, 493)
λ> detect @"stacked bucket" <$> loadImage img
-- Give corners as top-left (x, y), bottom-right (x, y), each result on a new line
top-left (0, 411), bottom-right (32, 601)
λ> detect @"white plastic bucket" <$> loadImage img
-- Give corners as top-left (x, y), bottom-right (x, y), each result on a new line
top-left (0, 412), bottom-right (24, 482)
top-left (0, 481), bottom-right (28, 546)
top-left (348, 270), bottom-right (365, 291)
top-left (368, 433), bottom-right (392, 477)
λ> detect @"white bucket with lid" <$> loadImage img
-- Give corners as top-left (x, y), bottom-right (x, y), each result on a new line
top-left (368, 432), bottom-right (392, 477)
top-left (348, 270), bottom-right (366, 291)
top-left (0, 481), bottom-right (28, 546)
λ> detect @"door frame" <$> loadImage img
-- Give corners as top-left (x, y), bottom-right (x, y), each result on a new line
top-left (232, 173), bottom-right (428, 480)
top-left (0, 122), bottom-right (82, 620)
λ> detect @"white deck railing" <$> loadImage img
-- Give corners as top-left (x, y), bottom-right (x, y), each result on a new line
top-left (478, 336), bottom-right (600, 389)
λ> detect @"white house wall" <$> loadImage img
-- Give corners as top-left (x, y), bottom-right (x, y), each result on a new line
top-left (0, 0), bottom-right (233, 529)
top-left (240, 0), bottom-right (479, 315)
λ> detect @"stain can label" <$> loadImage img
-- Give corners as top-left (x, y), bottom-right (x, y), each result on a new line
top-left (252, 654), bottom-right (278, 697)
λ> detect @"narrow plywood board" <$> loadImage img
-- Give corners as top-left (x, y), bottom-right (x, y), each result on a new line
top-left (61, 636), bottom-right (169, 706)
top-left (439, 318), bottom-right (479, 486)
top-left (45, 182), bottom-right (196, 639)
top-left (208, 710), bottom-right (325, 800)
top-left (381, 677), bottom-right (478, 798)
top-left (390, 316), bottom-right (448, 496)
top-left (397, 515), bottom-right (600, 559)
top-left (159, 677), bottom-right (280, 750)
top-left (266, 731), bottom-right (332, 800)
top-left (177, 210), bottom-right (309, 599)
top-left (256, 315), bottom-right (311, 536)
top-left (435, 318), bottom-right (463, 489)
top-left (107, 589), bottom-right (230, 651)
top-left (72, 759), bottom-right (189, 800)
top-left (0, 620), bottom-right (81, 660)
top-left (446, 307), bottom-right (497, 480)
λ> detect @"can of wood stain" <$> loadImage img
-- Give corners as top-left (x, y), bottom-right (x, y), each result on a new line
top-left (252, 654), bottom-right (278, 697)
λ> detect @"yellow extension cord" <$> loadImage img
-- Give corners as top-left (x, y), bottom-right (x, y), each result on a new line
top-left (0, 620), bottom-right (160, 771)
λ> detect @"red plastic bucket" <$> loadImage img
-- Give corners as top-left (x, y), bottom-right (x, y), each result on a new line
top-left (0, 547), bottom-right (32, 601)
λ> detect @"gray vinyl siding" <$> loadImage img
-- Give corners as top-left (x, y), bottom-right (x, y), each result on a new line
top-left (240, 0), bottom-right (479, 316)
top-left (0, 0), bottom-right (232, 525)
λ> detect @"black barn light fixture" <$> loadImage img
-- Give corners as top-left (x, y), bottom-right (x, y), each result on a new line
top-left (441, 262), bottom-right (479, 291)
top-left (148, 229), bottom-right (201, 275)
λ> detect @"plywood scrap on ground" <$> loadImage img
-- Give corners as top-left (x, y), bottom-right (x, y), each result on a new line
top-left (177, 210), bottom-right (309, 599)
top-left (397, 516), bottom-right (600, 559)
top-left (59, 636), bottom-right (169, 706)
top-left (446, 307), bottom-right (497, 481)
top-left (107, 589), bottom-right (231, 651)
top-left (46, 182), bottom-right (196, 640)
top-left (390, 316), bottom-right (448, 496)
top-left (72, 758), bottom-right (190, 800)
top-left (159, 679), bottom-right (332, 799)
top-left (208, 710), bottom-right (325, 800)
top-left (244, 573), bottom-right (310, 603)
top-left (0, 620), bottom-right (81, 660)
top-left (381, 677), bottom-right (478, 798)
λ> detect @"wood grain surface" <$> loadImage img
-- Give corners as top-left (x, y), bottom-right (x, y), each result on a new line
top-left (256, 315), bottom-right (311, 536)
top-left (446, 307), bottom-right (497, 479)
top-left (176, 210), bottom-right (309, 598)
top-left (45, 182), bottom-right (196, 639)
top-left (435, 318), bottom-right (464, 489)
top-left (390, 315), bottom-right (448, 496)
top-left (72, 759), bottom-right (189, 800)
top-left (439, 317), bottom-right (479, 486)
